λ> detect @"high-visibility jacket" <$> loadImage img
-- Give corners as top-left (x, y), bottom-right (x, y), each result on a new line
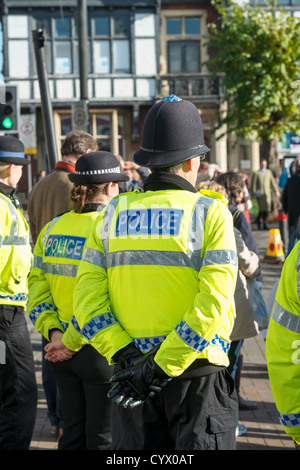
top-left (266, 241), bottom-right (300, 445)
top-left (63, 188), bottom-right (238, 377)
top-left (0, 192), bottom-right (32, 309)
top-left (28, 210), bottom-right (102, 342)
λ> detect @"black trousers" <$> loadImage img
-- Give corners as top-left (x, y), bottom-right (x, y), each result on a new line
top-left (51, 345), bottom-right (113, 450)
top-left (112, 368), bottom-right (238, 450)
top-left (0, 305), bottom-right (37, 450)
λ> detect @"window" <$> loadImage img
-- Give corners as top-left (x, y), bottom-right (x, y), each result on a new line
top-left (7, 16), bottom-right (30, 78)
top-left (55, 110), bottom-right (126, 158)
top-left (92, 15), bottom-right (131, 74)
top-left (34, 15), bottom-right (91, 75)
top-left (166, 16), bottom-right (201, 73)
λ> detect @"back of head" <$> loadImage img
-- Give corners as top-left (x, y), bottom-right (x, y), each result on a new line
top-left (133, 94), bottom-right (210, 168)
top-left (68, 150), bottom-right (129, 212)
top-left (61, 130), bottom-right (98, 160)
top-left (0, 135), bottom-right (29, 166)
top-left (216, 172), bottom-right (245, 205)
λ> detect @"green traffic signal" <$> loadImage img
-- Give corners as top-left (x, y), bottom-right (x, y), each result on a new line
top-left (2, 117), bottom-right (14, 129)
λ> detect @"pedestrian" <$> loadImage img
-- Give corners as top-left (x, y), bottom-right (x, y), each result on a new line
top-left (28, 151), bottom-right (129, 450)
top-left (216, 172), bottom-right (262, 408)
top-left (117, 157), bottom-right (150, 193)
top-left (58, 94), bottom-right (239, 450)
top-left (217, 171), bottom-right (263, 285)
top-left (0, 136), bottom-right (37, 450)
top-left (27, 129), bottom-right (98, 439)
top-left (266, 239), bottom-right (300, 450)
top-left (281, 158), bottom-right (300, 254)
top-left (199, 179), bottom-right (260, 436)
top-left (251, 159), bottom-right (279, 230)
top-left (278, 159), bottom-right (288, 192)
top-left (195, 160), bottom-right (210, 188)
top-left (28, 130), bottom-right (98, 245)
top-left (237, 171), bottom-right (252, 224)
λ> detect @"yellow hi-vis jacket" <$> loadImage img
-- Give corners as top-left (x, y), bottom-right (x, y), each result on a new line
top-left (0, 192), bottom-right (32, 308)
top-left (63, 188), bottom-right (238, 377)
top-left (266, 241), bottom-right (300, 445)
top-left (28, 210), bottom-right (102, 342)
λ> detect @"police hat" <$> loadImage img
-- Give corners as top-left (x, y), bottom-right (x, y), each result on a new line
top-left (68, 151), bottom-right (129, 184)
top-left (133, 95), bottom-right (210, 168)
top-left (0, 135), bottom-right (30, 165)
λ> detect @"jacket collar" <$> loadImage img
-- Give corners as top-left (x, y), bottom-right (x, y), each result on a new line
top-left (0, 182), bottom-right (22, 209)
top-left (0, 181), bottom-right (15, 197)
top-left (143, 172), bottom-right (197, 193)
top-left (54, 160), bottom-right (76, 173)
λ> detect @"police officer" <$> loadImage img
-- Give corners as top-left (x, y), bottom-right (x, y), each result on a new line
top-left (28, 151), bottom-right (129, 450)
top-left (266, 240), bottom-right (300, 449)
top-left (61, 95), bottom-right (239, 450)
top-left (0, 136), bottom-right (37, 449)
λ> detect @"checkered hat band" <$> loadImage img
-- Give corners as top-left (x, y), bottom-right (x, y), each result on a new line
top-left (75, 166), bottom-right (121, 175)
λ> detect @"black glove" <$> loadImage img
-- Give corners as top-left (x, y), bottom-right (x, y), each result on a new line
top-left (108, 348), bottom-right (172, 409)
top-left (112, 343), bottom-right (143, 374)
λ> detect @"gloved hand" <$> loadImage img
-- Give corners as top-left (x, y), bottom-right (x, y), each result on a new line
top-left (112, 343), bottom-right (143, 374)
top-left (108, 348), bottom-right (172, 409)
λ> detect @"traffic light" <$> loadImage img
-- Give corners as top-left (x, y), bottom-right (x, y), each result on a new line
top-left (0, 85), bottom-right (19, 133)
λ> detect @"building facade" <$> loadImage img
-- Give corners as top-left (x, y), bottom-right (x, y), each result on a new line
top-left (3, 0), bottom-right (298, 197)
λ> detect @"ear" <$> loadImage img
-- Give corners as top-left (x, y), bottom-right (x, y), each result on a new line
top-left (182, 158), bottom-right (193, 172)
top-left (105, 182), bottom-right (114, 197)
top-left (7, 164), bottom-right (13, 176)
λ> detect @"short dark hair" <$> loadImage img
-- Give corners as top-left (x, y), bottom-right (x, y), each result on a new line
top-left (61, 131), bottom-right (97, 160)
top-left (149, 162), bottom-right (184, 174)
top-left (216, 172), bottom-right (245, 205)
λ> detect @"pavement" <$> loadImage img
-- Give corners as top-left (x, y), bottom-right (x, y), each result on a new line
top-left (27, 221), bottom-right (296, 451)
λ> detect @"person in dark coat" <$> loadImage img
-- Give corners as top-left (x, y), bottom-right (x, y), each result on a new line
top-left (282, 159), bottom-right (300, 254)
top-left (216, 172), bottom-right (262, 414)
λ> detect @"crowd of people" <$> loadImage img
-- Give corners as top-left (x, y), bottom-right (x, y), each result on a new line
top-left (0, 94), bottom-right (299, 451)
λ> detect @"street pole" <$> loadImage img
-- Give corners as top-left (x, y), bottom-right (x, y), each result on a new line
top-left (32, 29), bottom-right (58, 170)
top-left (78, 0), bottom-right (89, 102)
top-left (75, 0), bottom-right (89, 133)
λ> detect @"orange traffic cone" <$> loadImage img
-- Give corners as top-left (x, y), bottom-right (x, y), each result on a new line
top-left (265, 229), bottom-right (285, 263)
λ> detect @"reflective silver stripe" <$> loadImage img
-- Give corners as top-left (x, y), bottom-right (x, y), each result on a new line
top-left (83, 247), bottom-right (106, 269)
top-left (202, 249), bottom-right (238, 267)
top-left (101, 198), bottom-right (120, 256)
top-left (103, 248), bottom-right (237, 271)
top-left (0, 193), bottom-right (23, 245)
top-left (272, 300), bottom-right (300, 334)
top-left (34, 255), bottom-right (79, 277)
top-left (278, 410), bottom-right (300, 428)
top-left (2, 235), bottom-right (28, 245)
top-left (106, 250), bottom-right (197, 270)
top-left (43, 262), bottom-right (79, 278)
top-left (33, 255), bottom-right (43, 270)
top-left (42, 216), bottom-right (61, 249)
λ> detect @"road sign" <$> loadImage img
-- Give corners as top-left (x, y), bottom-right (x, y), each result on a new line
top-left (19, 114), bottom-right (37, 154)
top-left (72, 100), bottom-right (89, 131)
